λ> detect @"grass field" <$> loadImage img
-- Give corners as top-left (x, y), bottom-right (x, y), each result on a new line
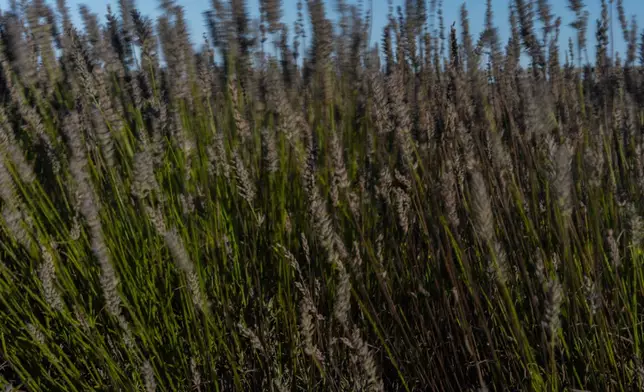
top-left (1, 0), bottom-right (644, 390)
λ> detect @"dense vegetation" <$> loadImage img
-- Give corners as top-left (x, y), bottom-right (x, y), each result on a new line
top-left (0, 0), bottom-right (644, 390)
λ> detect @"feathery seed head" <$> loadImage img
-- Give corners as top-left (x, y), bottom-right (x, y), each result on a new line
top-left (38, 245), bottom-right (64, 312)
top-left (333, 263), bottom-right (351, 328)
top-left (552, 140), bottom-right (574, 218)
top-left (26, 323), bottom-right (45, 346)
top-left (607, 229), bottom-right (620, 269)
top-left (233, 150), bottom-right (255, 204)
top-left (190, 357), bottom-right (201, 390)
top-left (542, 278), bottom-right (563, 341)
top-left (261, 127), bottom-right (279, 174)
top-left (469, 165), bottom-right (494, 244)
top-left (142, 360), bottom-right (156, 392)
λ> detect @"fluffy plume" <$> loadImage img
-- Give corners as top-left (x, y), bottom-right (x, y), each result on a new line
top-left (38, 244), bottom-right (64, 312)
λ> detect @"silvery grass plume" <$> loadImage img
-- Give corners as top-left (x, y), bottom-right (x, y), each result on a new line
top-left (386, 65), bottom-right (411, 133)
top-left (132, 9), bottom-right (160, 90)
top-left (0, 55), bottom-right (60, 174)
top-left (0, 157), bottom-right (32, 249)
top-left (63, 111), bottom-right (123, 320)
top-left (329, 130), bottom-right (350, 207)
top-left (552, 140), bottom-right (574, 219)
top-left (157, 6), bottom-right (195, 112)
top-left (190, 357), bottom-right (201, 391)
top-left (156, 16), bottom-right (180, 92)
top-left (68, 30), bottom-right (119, 173)
top-left (132, 143), bottom-right (161, 200)
top-left (232, 150), bottom-right (255, 204)
top-left (394, 125), bottom-right (416, 171)
top-left (1, 382), bottom-right (17, 392)
top-left (333, 261), bottom-right (351, 329)
top-left (582, 275), bottom-right (601, 316)
top-left (278, 243), bottom-right (325, 365)
top-left (284, 210), bottom-right (292, 234)
top-left (2, 13), bottom-right (37, 85)
top-left (347, 185), bottom-right (361, 218)
top-left (376, 167), bottom-right (392, 204)
top-left (393, 187), bottom-right (411, 234)
top-left (307, 0), bottom-right (334, 105)
top-left (65, 23), bottom-right (94, 90)
top-left (174, 5), bottom-right (198, 82)
top-left (524, 86), bottom-right (557, 142)
top-left (272, 370), bottom-right (291, 392)
top-left (38, 244), bottom-right (64, 312)
top-left (190, 357), bottom-right (201, 392)
top-left (542, 277), bottom-right (563, 343)
top-left (238, 322), bottom-right (265, 353)
top-left (468, 163), bottom-right (495, 245)
top-left (452, 145), bottom-right (468, 197)
top-left (299, 292), bottom-right (325, 366)
top-left (26, 323), bottom-right (45, 346)
top-left (179, 193), bottom-right (195, 216)
top-left (26, 0), bottom-right (57, 86)
top-left (568, 0), bottom-right (589, 62)
top-left (0, 156), bottom-right (20, 218)
top-left (89, 104), bottom-right (116, 171)
top-left (277, 242), bottom-right (304, 282)
top-left (150, 107), bottom-right (168, 167)
top-left (17, 22), bottom-right (41, 90)
top-left (1, 206), bottom-right (32, 250)
top-left (196, 40), bottom-right (215, 102)
top-left (626, 203), bottom-right (644, 248)
top-left (394, 169), bottom-right (412, 193)
top-left (487, 130), bottom-right (513, 188)
top-left (259, 0), bottom-right (282, 34)
top-left (350, 327), bottom-right (384, 392)
top-left (349, 241), bottom-right (363, 277)
top-left (142, 360), bottom-right (156, 392)
top-left (117, 0), bottom-right (135, 44)
top-left (99, 20), bottom-right (127, 84)
top-left (144, 205), bottom-right (167, 236)
top-left (373, 233), bottom-right (388, 281)
top-left (606, 229), bottom-right (621, 269)
top-left (276, 25), bottom-right (295, 80)
top-left (441, 158), bottom-right (460, 229)
top-left (307, 180), bottom-right (335, 258)
top-left (172, 109), bottom-right (196, 166)
top-left (634, 143), bottom-right (644, 192)
top-left (73, 304), bottom-right (91, 333)
top-left (228, 76), bottom-right (251, 141)
top-left (163, 227), bottom-right (206, 312)
top-left (207, 130), bottom-right (231, 180)
top-left (78, 5), bottom-right (100, 49)
top-left (583, 142), bottom-right (604, 189)
top-left (0, 108), bottom-right (35, 185)
top-left (264, 64), bottom-right (305, 142)
top-left (261, 127), bottom-right (279, 174)
top-left (490, 240), bottom-right (509, 285)
top-left (369, 70), bottom-right (391, 135)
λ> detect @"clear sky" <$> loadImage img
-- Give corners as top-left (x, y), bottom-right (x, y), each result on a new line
top-left (1, 0), bottom-right (643, 63)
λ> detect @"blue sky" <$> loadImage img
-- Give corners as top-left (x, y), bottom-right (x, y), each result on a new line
top-left (2, 0), bottom-right (643, 62)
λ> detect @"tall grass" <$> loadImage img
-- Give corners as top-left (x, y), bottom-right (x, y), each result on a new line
top-left (0, 0), bottom-right (644, 390)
